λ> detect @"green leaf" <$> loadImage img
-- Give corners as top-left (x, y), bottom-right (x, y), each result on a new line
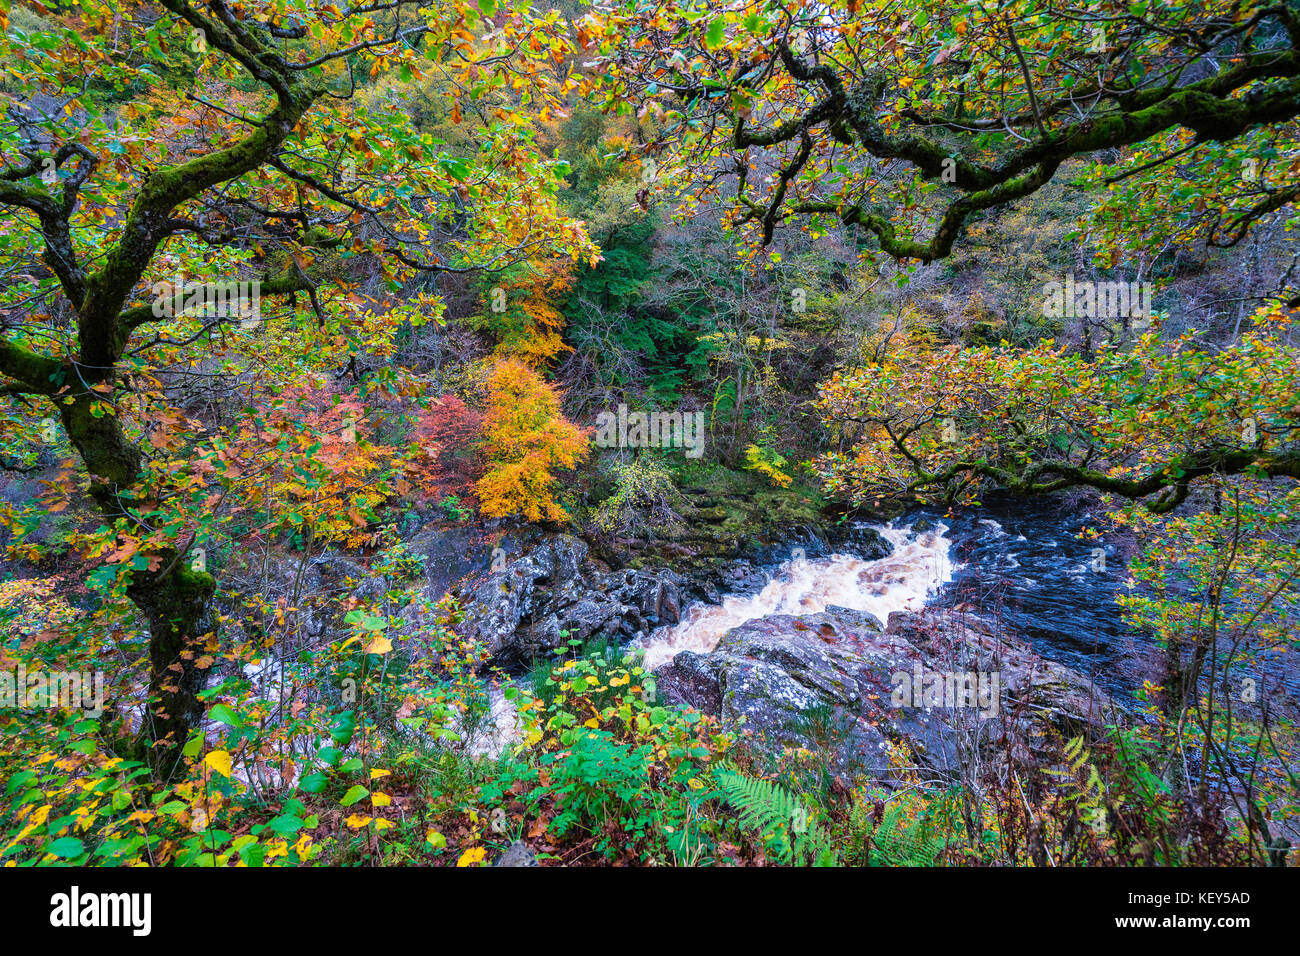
top-left (209, 703), bottom-right (243, 728)
top-left (439, 156), bottom-right (473, 182)
top-left (705, 19), bottom-right (726, 50)
top-left (329, 710), bottom-right (357, 746)
top-left (46, 837), bottom-right (85, 859)
top-left (299, 773), bottom-right (329, 794)
top-left (267, 815), bottom-right (303, 836)
top-left (340, 785), bottom-right (369, 807)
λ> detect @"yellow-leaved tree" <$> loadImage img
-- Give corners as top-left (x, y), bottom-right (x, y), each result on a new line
top-left (476, 359), bottom-right (588, 522)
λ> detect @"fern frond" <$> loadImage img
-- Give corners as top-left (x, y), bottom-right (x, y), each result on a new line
top-left (869, 801), bottom-right (953, 866)
top-left (715, 767), bottom-right (837, 866)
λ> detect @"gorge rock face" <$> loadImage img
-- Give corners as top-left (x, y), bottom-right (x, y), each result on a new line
top-left (882, 609), bottom-right (1122, 739)
top-left (656, 606), bottom-right (1122, 782)
top-left (405, 524), bottom-right (492, 601)
top-left (451, 534), bottom-right (685, 665)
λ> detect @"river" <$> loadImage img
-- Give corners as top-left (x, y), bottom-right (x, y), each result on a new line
top-left (639, 496), bottom-right (1149, 695)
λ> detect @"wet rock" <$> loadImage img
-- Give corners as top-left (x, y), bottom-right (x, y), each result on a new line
top-left (452, 534), bottom-right (685, 665)
top-left (658, 606), bottom-right (1123, 783)
top-left (445, 515), bottom-right (890, 672)
top-left (493, 842), bottom-right (538, 867)
top-left (582, 465), bottom-right (891, 605)
top-left (404, 524), bottom-right (496, 600)
top-left (654, 650), bottom-right (723, 714)
top-left (310, 553), bottom-right (369, 583)
top-left (883, 611), bottom-right (1122, 739)
top-left (658, 609), bottom-right (898, 775)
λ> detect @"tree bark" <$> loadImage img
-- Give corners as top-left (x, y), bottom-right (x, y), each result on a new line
top-left (58, 391), bottom-right (216, 772)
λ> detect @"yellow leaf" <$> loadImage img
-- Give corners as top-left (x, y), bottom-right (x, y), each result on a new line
top-left (364, 634), bottom-right (393, 655)
top-left (426, 829), bottom-right (447, 849)
top-left (345, 814), bottom-right (372, 829)
top-left (370, 768), bottom-right (390, 780)
top-left (457, 846), bottom-right (486, 867)
top-left (204, 750), bottom-right (232, 778)
top-left (371, 792), bottom-right (392, 807)
top-left (373, 818), bottom-right (394, 831)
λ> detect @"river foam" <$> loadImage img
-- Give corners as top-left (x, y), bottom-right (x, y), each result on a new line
top-left (638, 522), bottom-right (956, 671)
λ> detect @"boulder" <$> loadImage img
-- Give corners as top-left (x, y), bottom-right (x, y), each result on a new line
top-left (657, 606), bottom-right (1123, 782)
top-left (452, 534), bottom-right (685, 665)
top-left (493, 842), bottom-right (539, 867)
top-left (405, 524), bottom-right (494, 600)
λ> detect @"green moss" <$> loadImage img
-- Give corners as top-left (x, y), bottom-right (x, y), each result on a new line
top-left (0, 338), bottom-right (61, 393)
top-left (608, 459), bottom-right (829, 572)
top-left (175, 565), bottom-right (216, 600)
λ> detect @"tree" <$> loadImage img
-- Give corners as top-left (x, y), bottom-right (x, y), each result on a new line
top-left (476, 358), bottom-right (587, 522)
top-left (473, 257), bottom-right (576, 366)
top-left (583, 0), bottom-right (1300, 263)
top-left (0, 0), bottom-right (595, 769)
top-left (409, 393), bottom-right (485, 503)
top-left (813, 305), bottom-right (1300, 510)
top-left (810, 304), bottom-right (1300, 856)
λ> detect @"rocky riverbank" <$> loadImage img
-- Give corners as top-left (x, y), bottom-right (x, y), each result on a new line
top-left (442, 515), bottom-right (1123, 782)
top-left (656, 605), bottom-right (1123, 782)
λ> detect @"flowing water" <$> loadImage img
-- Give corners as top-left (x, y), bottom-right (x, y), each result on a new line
top-left (933, 496), bottom-right (1146, 691)
top-left (639, 496), bottom-right (1148, 694)
top-left (638, 522), bottom-right (956, 671)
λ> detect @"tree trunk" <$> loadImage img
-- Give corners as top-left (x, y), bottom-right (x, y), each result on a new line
top-left (128, 562), bottom-right (215, 773)
top-left (60, 393), bottom-right (215, 774)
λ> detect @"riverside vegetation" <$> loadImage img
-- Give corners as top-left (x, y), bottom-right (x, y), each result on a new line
top-left (0, 0), bottom-right (1298, 867)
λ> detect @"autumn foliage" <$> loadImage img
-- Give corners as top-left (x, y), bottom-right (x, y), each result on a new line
top-left (222, 385), bottom-right (393, 548)
top-left (476, 359), bottom-right (588, 522)
top-left (479, 258), bottom-right (577, 367)
top-left (408, 395), bottom-right (486, 503)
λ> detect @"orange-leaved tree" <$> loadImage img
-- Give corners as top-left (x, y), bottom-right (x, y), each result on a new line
top-left (408, 395), bottom-right (485, 505)
top-left (477, 257), bottom-right (578, 367)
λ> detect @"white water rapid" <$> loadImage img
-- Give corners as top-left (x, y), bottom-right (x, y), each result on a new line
top-left (638, 522), bottom-right (956, 671)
